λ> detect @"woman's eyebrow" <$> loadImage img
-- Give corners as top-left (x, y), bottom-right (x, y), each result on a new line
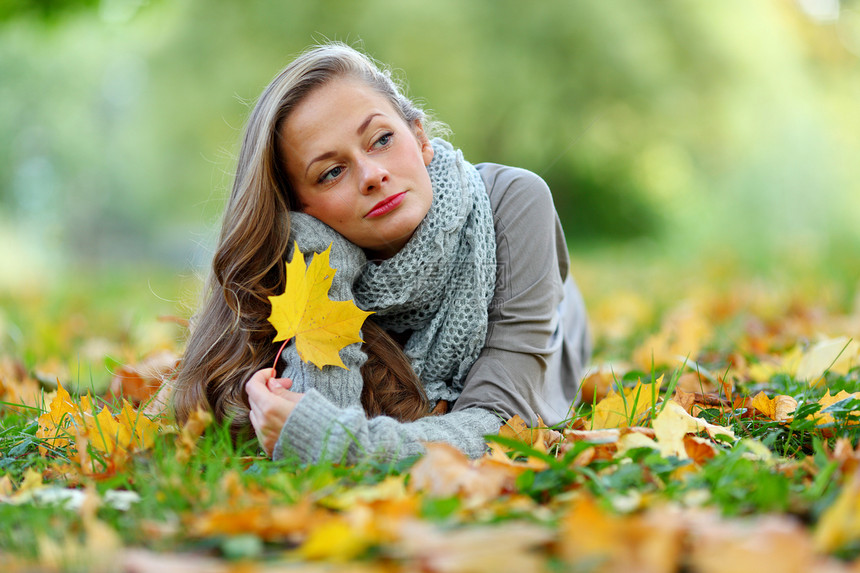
top-left (305, 113), bottom-right (385, 177)
top-left (357, 113), bottom-right (382, 136)
top-left (306, 151), bottom-right (336, 177)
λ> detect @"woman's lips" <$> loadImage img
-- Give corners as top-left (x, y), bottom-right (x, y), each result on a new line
top-left (365, 192), bottom-right (406, 218)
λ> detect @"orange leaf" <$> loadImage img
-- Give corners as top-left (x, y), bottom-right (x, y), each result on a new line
top-left (751, 391), bottom-right (797, 422)
top-left (267, 242), bottom-right (373, 370)
top-left (107, 350), bottom-right (177, 407)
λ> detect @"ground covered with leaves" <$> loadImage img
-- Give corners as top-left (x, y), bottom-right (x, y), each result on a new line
top-left (2, 251), bottom-right (860, 572)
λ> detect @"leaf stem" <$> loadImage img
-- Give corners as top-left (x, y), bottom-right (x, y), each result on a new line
top-left (271, 337), bottom-right (292, 375)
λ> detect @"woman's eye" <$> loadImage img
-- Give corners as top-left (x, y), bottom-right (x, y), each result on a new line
top-left (373, 132), bottom-right (393, 148)
top-left (319, 166), bottom-right (343, 183)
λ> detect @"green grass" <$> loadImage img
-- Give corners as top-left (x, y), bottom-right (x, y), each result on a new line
top-left (3, 253), bottom-right (860, 569)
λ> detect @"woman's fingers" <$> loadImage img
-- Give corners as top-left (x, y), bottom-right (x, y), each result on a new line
top-left (266, 376), bottom-right (294, 397)
top-left (245, 368), bottom-right (305, 458)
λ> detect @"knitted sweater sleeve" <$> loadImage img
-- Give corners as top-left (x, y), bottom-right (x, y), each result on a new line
top-left (272, 389), bottom-right (501, 464)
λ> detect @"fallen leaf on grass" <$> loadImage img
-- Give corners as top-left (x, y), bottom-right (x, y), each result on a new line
top-left (188, 498), bottom-right (329, 541)
top-left (35, 381), bottom-right (163, 478)
top-left (321, 475), bottom-right (408, 511)
top-left (396, 519), bottom-right (555, 572)
top-left (675, 370), bottom-right (718, 394)
top-left (652, 401), bottom-right (733, 460)
top-left (689, 511), bottom-right (814, 573)
top-left (408, 442), bottom-right (519, 507)
top-left (298, 516), bottom-right (375, 562)
top-left (826, 438), bottom-right (860, 477)
top-left (809, 390), bottom-right (860, 427)
top-left (0, 357), bottom-right (42, 410)
top-left (559, 495), bottom-right (685, 573)
top-left (107, 349), bottom-right (178, 407)
top-left (748, 345), bottom-right (804, 384)
top-left (796, 336), bottom-right (860, 385)
top-left (36, 380), bottom-right (78, 455)
top-left (591, 380), bottom-right (662, 429)
top-left (752, 391), bottom-right (798, 422)
top-left (175, 408), bottom-right (212, 463)
top-left (497, 415), bottom-right (561, 453)
top-left (580, 364), bottom-right (622, 403)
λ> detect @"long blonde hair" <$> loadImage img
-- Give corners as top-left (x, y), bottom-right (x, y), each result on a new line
top-left (173, 43), bottom-right (438, 437)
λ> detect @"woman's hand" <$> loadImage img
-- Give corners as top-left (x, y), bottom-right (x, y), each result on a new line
top-left (245, 368), bottom-right (304, 457)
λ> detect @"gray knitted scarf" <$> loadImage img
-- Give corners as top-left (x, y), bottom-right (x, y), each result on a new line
top-left (281, 139), bottom-right (496, 404)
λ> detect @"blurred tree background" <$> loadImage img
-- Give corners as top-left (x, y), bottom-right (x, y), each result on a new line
top-left (2, 0), bottom-right (860, 291)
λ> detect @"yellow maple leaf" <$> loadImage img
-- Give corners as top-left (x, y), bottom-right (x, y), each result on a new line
top-left (268, 242), bottom-right (373, 369)
top-left (808, 390), bottom-right (860, 426)
top-left (36, 381), bottom-right (79, 455)
top-left (85, 405), bottom-right (125, 455)
top-left (591, 379), bottom-right (662, 429)
top-left (118, 400), bottom-right (159, 450)
top-left (298, 517), bottom-right (374, 562)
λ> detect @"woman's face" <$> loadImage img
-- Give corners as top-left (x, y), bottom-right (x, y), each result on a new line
top-left (280, 78), bottom-right (435, 259)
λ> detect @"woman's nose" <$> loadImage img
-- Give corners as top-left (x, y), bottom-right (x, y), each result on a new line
top-left (359, 159), bottom-right (388, 194)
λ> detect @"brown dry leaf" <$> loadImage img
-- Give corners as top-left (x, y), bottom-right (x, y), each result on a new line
top-left (408, 442), bottom-right (518, 507)
top-left (564, 428), bottom-right (622, 444)
top-left (562, 428), bottom-right (628, 462)
top-left (689, 511), bottom-right (814, 573)
top-left (485, 443), bottom-right (549, 475)
top-left (580, 365), bottom-right (621, 404)
top-left (559, 495), bottom-right (684, 573)
top-left (175, 408), bottom-right (212, 463)
top-left (683, 435), bottom-right (718, 465)
top-left (672, 388), bottom-right (698, 413)
top-left (0, 357), bottom-right (42, 410)
top-left (189, 498), bottom-right (329, 541)
top-left (107, 350), bottom-right (178, 407)
top-left (0, 474), bottom-right (13, 497)
top-left (676, 371), bottom-right (718, 394)
top-left (498, 414), bottom-right (532, 444)
top-left (827, 438), bottom-right (860, 477)
top-left (396, 519), bottom-right (555, 573)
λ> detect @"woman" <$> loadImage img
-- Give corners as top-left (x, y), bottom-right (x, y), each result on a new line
top-left (173, 42), bottom-right (591, 464)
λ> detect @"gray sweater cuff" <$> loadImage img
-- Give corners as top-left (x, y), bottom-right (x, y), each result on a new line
top-left (272, 388), bottom-right (359, 463)
top-left (272, 388), bottom-right (503, 464)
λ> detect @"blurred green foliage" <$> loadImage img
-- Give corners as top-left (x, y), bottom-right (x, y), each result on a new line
top-left (2, 0), bottom-right (860, 283)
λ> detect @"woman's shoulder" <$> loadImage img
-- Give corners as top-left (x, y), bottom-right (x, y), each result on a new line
top-left (475, 162), bottom-right (555, 219)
